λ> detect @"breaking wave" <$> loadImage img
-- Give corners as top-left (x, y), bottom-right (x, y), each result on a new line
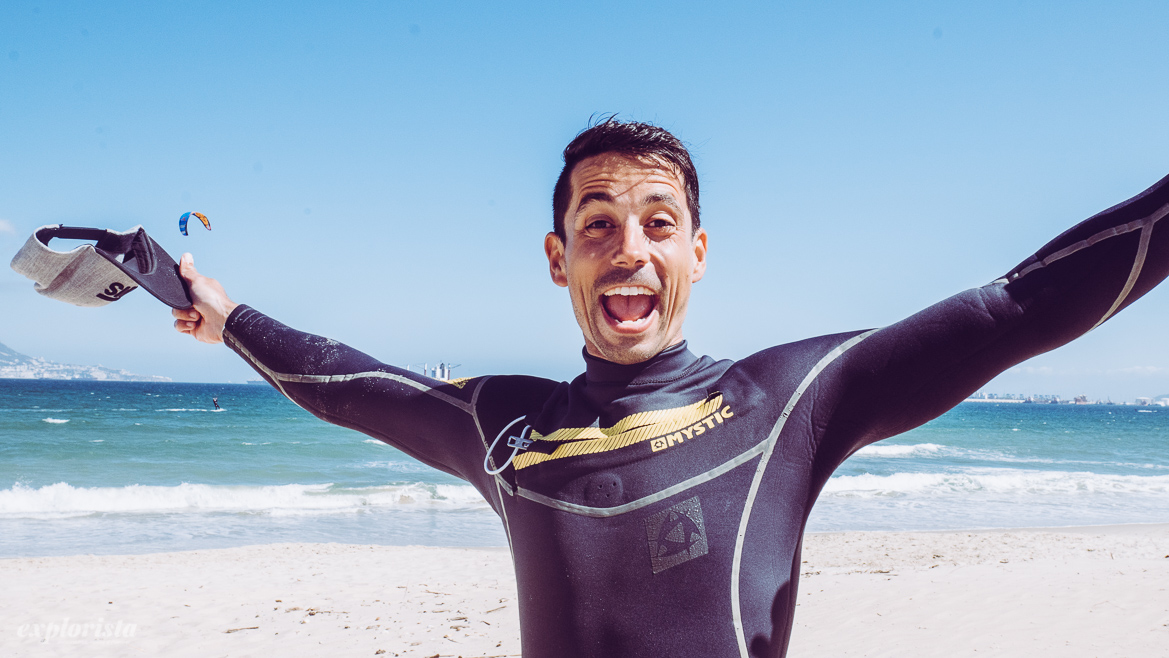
top-left (0, 482), bottom-right (489, 519)
top-left (823, 469), bottom-right (1169, 498)
top-left (854, 443), bottom-right (943, 458)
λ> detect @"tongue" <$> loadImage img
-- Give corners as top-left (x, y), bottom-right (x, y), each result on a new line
top-left (605, 294), bottom-right (655, 322)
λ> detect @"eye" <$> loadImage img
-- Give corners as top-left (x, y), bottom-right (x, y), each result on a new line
top-left (584, 217), bottom-right (615, 231)
top-left (645, 217), bottom-right (677, 233)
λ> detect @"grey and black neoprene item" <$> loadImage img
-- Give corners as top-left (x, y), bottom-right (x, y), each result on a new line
top-left (10, 225), bottom-right (193, 309)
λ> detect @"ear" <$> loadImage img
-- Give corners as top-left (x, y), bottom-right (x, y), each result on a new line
top-left (690, 227), bottom-right (708, 283)
top-left (544, 232), bottom-right (568, 287)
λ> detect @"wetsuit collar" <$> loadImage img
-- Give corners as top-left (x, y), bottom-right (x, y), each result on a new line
top-left (582, 341), bottom-right (700, 386)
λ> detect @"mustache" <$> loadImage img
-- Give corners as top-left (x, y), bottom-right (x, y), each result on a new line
top-left (592, 269), bottom-right (661, 293)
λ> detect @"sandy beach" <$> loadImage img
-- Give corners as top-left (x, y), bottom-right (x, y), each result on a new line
top-left (1, 525), bottom-right (1167, 657)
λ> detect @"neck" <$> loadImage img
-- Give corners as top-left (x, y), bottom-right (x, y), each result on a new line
top-left (583, 341), bottom-right (697, 385)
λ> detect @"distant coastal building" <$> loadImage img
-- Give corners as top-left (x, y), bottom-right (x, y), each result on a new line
top-left (0, 340), bottom-right (170, 382)
top-left (964, 392), bottom-right (1026, 404)
top-left (964, 391), bottom-right (1155, 406)
top-left (405, 362), bottom-right (459, 380)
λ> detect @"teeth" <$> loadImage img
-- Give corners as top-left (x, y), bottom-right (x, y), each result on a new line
top-left (603, 286), bottom-right (656, 297)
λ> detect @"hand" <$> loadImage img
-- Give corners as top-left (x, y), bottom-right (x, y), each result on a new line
top-left (171, 253), bottom-right (239, 344)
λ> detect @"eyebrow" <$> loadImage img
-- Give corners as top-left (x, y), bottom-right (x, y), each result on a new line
top-left (642, 192), bottom-right (683, 214)
top-left (573, 191), bottom-right (684, 217)
top-left (574, 191), bottom-right (614, 216)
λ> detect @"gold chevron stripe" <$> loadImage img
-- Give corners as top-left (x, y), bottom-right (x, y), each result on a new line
top-left (512, 394), bottom-right (724, 470)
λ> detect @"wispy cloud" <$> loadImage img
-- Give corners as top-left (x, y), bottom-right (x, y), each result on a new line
top-left (1009, 366), bottom-right (1056, 375)
top-left (0, 219), bottom-right (15, 235)
top-left (1110, 366), bottom-right (1168, 375)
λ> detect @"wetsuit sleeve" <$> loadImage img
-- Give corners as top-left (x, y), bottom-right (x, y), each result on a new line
top-left (818, 172), bottom-right (1169, 466)
top-left (222, 306), bottom-right (488, 482)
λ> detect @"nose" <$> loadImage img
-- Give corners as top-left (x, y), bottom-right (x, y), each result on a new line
top-left (611, 220), bottom-right (649, 269)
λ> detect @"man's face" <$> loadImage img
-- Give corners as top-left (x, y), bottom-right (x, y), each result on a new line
top-left (545, 153), bottom-right (707, 364)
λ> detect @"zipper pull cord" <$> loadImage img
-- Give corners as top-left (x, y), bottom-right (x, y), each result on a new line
top-left (484, 416), bottom-right (533, 475)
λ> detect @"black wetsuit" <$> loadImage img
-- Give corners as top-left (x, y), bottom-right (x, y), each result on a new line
top-left (224, 173), bottom-right (1169, 658)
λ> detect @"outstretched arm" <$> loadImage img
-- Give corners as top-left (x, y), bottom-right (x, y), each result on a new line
top-left (816, 172), bottom-right (1169, 468)
top-left (170, 255), bottom-right (491, 483)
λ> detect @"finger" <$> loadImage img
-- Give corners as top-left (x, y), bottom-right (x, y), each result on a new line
top-left (172, 307), bottom-right (199, 321)
top-left (178, 252), bottom-right (198, 283)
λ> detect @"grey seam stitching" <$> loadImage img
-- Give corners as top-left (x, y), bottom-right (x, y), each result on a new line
top-left (1003, 202), bottom-right (1169, 284)
top-left (468, 377), bottom-right (515, 496)
top-left (242, 360), bottom-right (472, 413)
top-left (514, 439), bottom-right (769, 517)
top-left (469, 376), bottom-right (491, 453)
top-left (729, 329), bottom-right (878, 658)
top-left (224, 330), bottom-right (305, 411)
top-left (1088, 204), bottom-right (1169, 330)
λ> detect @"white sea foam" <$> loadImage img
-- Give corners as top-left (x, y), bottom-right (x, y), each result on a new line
top-left (854, 443), bottom-right (944, 458)
top-left (856, 443), bottom-right (1167, 470)
top-left (0, 482), bottom-right (490, 519)
top-left (823, 469), bottom-right (1169, 498)
top-left (41, 418), bottom-right (69, 424)
top-left (361, 460), bottom-right (438, 473)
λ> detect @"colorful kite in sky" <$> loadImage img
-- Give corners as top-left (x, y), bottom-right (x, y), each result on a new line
top-left (179, 212), bottom-right (211, 236)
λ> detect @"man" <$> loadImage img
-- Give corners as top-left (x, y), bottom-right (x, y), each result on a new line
top-left (173, 118), bottom-right (1169, 658)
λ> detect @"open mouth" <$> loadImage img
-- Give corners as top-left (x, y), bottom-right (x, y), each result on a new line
top-left (600, 286), bottom-right (658, 328)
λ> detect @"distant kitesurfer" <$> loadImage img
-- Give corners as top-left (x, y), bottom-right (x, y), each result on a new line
top-left (171, 117), bottom-right (1169, 658)
top-left (212, 397), bottom-right (219, 410)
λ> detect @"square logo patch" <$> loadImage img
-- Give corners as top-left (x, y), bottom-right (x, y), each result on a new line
top-left (644, 496), bottom-right (709, 574)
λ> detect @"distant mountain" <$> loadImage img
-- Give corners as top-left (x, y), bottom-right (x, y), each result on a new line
top-left (0, 341), bottom-right (171, 382)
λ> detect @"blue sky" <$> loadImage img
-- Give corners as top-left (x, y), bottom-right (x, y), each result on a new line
top-left (3, 0), bottom-right (1169, 399)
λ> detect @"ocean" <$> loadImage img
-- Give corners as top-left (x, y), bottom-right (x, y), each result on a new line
top-left (1, 380), bottom-right (1167, 558)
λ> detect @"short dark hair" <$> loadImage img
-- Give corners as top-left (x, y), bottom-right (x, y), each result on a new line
top-left (552, 117), bottom-right (700, 241)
